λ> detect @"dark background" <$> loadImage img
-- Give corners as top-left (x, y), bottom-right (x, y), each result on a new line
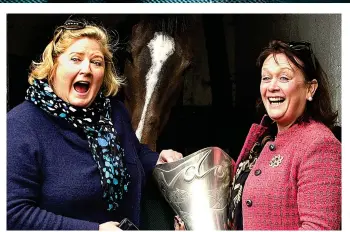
top-left (6, 14), bottom-right (266, 229)
top-left (8, 14), bottom-right (341, 230)
top-left (7, 14), bottom-right (265, 161)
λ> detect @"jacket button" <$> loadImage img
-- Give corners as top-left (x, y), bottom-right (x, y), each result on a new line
top-left (269, 144), bottom-right (276, 151)
top-left (246, 200), bottom-right (253, 207)
top-left (254, 169), bottom-right (262, 176)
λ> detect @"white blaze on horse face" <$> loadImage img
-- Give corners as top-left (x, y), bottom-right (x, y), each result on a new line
top-left (135, 32), bottom-right (175, 141)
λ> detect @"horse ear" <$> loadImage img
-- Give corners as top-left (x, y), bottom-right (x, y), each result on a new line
top-left (131, 23), bottom-right (139, 37)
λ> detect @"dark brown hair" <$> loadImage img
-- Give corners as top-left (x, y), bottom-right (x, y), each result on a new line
top-left (256, 40), bottom-right (338, 129)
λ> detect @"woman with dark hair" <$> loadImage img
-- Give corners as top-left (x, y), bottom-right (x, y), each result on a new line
top-left (175, 40), bottom-right (341, 230)
top-left (226, 40), bottom-right (341, 230)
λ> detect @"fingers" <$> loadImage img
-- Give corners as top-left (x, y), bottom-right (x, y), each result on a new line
top-left (174, 151), bottom-right (183, 160)
top-left (157, 149), bottom-right (183, 164)
top-left (99, 221), bottom-right (121, 231)
top-left (114, 221), bottom-right (122, 230)
top-left (174, 215), bottom-right (185, 230)
top-left (174, 220), bottom-right (180, 230)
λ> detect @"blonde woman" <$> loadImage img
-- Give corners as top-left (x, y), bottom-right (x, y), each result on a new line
top-left (7, 19), bottom-right (182, 230)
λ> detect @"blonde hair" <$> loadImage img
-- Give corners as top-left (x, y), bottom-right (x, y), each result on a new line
top-left (28, 20), bottom-right (124, 97)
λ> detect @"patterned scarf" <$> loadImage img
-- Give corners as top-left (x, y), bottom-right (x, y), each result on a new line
top-left (227, 133), bottom-right (272, 230)
top-left (25, 79), bottom-right (131, 211)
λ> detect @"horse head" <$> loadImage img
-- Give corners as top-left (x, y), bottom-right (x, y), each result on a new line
top-left (122, 15), bottom-right (194, 151)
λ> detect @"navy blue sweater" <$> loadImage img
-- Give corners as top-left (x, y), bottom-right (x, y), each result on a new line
top-left (7, 99), bottom-right (159, 230)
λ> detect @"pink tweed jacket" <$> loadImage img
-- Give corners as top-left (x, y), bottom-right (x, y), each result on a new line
top-left (234, 117), bottom-right (341, 230)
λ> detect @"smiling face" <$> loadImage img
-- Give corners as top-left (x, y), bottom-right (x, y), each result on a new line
top-left (52, 37), bottom-right (105, 108)
top-left (260, 53), bottom-right (314, 132)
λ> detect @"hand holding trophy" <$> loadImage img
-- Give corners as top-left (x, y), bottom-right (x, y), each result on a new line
top-left (153, 147), bottom-right (233, 230)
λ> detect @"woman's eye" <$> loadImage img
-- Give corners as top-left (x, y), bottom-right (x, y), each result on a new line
top-left (71, 57), bottom-right (80, 62)
top-left (280, 76), bottom-right (289, 82)
top-left (262, 76), bottom-right (271, 82)
top-left (92, 60), bottom-right (103, 66)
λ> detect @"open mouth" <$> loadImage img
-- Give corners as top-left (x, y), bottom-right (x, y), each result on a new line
top-left (73, 81), bottom-right (90, 93)
top-left (268, 97), bottom-right (285, 105)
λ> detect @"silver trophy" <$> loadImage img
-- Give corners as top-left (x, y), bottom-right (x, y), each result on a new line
top-left (153, 147), bottom-right (233, 230)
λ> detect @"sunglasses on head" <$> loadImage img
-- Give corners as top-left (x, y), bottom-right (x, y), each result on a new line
top-left (53, 19), bottom-right (86, 48)
top-left (288, 41), bottom-right (313, 53)
top-left (287, 41), bottom-right (316, 71)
